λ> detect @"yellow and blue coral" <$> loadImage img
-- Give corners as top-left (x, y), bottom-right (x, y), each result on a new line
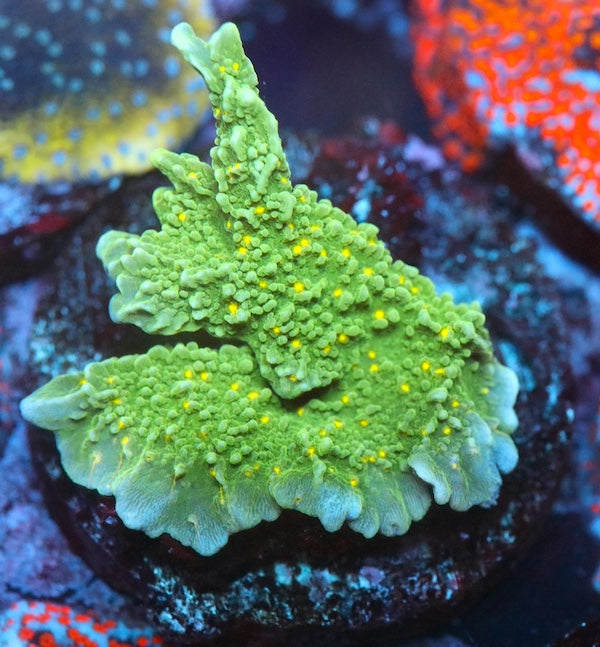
top-left (0, 0), bottom-right (215, 183)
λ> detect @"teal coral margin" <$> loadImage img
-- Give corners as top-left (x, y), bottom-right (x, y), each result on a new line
top-left (21, 22), bottom-right (519, 556)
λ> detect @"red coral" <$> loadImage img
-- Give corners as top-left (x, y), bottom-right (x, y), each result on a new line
top-left (0, 601), bottom-right (165, 647)
top-left (411, 0), bottom-right (600, 228)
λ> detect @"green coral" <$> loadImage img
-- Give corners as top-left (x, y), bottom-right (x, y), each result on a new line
top-left (21, 22), bottom-right (519, 556)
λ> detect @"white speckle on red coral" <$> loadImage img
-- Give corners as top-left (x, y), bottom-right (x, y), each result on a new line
top-left (411, 0), bottom-right (600, 231)
top-left (0, 600), bottom-right (166, 647)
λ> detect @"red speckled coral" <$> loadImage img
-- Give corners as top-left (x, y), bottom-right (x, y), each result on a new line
top-left (0, 601), bottom-right (165, 647)
top-left (411, 0), bottom-right (600, 230)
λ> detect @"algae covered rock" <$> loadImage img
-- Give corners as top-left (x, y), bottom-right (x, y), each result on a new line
top-left (21, 22), bottom-right (519, 557)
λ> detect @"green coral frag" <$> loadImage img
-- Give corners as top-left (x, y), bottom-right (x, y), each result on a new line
top-left (21, 22), bottom-right (519, 557)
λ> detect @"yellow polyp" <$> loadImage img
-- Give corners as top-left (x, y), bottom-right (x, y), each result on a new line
top-left (399, 275), bottom-right (405, 284)
top-left (292, 245), bottom-right (302, 255)
top-left (297, 407), bottom-right (305, 416)
top-left (338, 333), bottom-right (349, 344)
top-left (228, 303), bottom-right (238, 314)
top-left (231, 383), bottom-right (239, 391)
top-left (378, 450), bottom-right (387, 458)
top-left (288, 223), bottom-right (295, 230)
top-left (273, 466), bottom-right (281, 474)
top-left (350, 477), bottom-right (359, 487)
top-left (341, 248), bottom-right (351, 258)
top-left (183, 400), bottom-right (190, 409)
top-left (320, 249), bottom-right (327, 257)
top-left (184, 369), bottom-right (193, 379)
top-left (452, 400), bottom-right (460, 408)
top-left (374, 309), bottom-right (385, 320)
top-left (363, 267), bottom-right (373, 276)
top-left (300, 195), bottom-right (306, 203)
top-left (106, 376), bottom-right (115, 384)
top-left (421, 361), bottom-right (431, 371)
top-left (440, 326), bottom-right (450, 339)
top-left (210, 468), bottom-right (217, 478)
top-left (255, 205), bottom-right (265, 214)
top-left (118, 420), bottom-right (125, 429)
top-left (260, 415), bottom-right (270, 424)
top-left (319, 429), bottom-right (327, 436)
top-left (434, 368), bottom-right (445, 375)
top-left (215, 108), bottom-right (221, 116)
top-left (370, 364), bottom-right (379, 372)
top-left (289, 375), bottom-right (298, 382)
top-left (238, 246), bottom-right (247, 254)
top-left (248, 391), bottom-right (259, 400)
top-left (451, 462), bottom-right (459, 470)
top-left (226, 220), bottom-right (232, 228)
top-left (219, 65), bottom-right (226, 73)
top-left (300, 238), bottom-right (309, 247)
top-left (178, 212), bottom-right (186, 222)
top-left (291, 339), bottom-right (302, 348)
top-left (188, 172), bottom-right (197, 179)
top-left (112, 398), bottom-right (122, 405)
top-left (359, 419), bottom-right (369, 427)
top-left (78, 378), bottom-right (88, 386)
top-left (242, 235), bottom-right (252, 245)
top-left (333, 288), bottom-right (343, 298)
top-left (400, 383), bottom-right (410, 393)
top-left (280, 177), bottom-right (288, 184)
top-left (481, 387), bottom-right (490, 395)
top-left (121, 436), bottom-right (130, 446)
top-left (341, 394), bottom-right (350, 404)
top-left (443, 426), bottom-right (451, 435)
top-left (233, 62), bottom-right (240, 70)
top-left (368, 350), bottom-right (377, 359)
top-left (219, 486), bottom-right (226, 505)
top-left (244, 470), bottom-right (252, 477)
top-left (272, 325), bottom-right (281, 334)
top-left (411, 286), bottom-right (419, 294)
top-left (334, 420), bottom-right (343, 429)
top-left (89, 451), bottom-right (102, 480)
top-left (200, 371), bottom-right (209, 380)
top-left (323, 344), bottom-right (331, 354)
top-left (421, 429), bottom-right (428, 436)
top-left (259, 280), bottom-right (268, 288)
top-left (307, 447), bottom-right (315, 457)
top-left (293, 281), bottom-right (305, 293)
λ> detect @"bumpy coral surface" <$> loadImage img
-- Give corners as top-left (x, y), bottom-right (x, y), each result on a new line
top-left (0, 600), bottom-right (165, 646)
top-left (21, 23), bottom-right (519, 556)
top-left (411, 0), bottom-right (600, 231)
top-left (0, 0), bottom-right (214, 182)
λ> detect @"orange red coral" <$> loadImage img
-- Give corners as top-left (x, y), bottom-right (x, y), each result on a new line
top-left (0, 601), bottom-right (165, 647)
top-left (411, 0), bottom-right (600, 228)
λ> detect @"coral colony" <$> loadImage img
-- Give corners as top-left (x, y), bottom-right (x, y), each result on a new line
top-left (0, 0), bottom-right (214, 182)
top-left (21, 23), bottom-right (519, 557)
top-left (0, 600), bottom-right (164, 647)
top-left (412, 0), bottom-right (600, 231)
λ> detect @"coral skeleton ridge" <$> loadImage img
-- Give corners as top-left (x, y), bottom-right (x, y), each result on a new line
top-left (21, 22), bottom-right (519, 556)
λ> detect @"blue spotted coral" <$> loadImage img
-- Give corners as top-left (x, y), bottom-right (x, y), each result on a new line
top-left (21, 22), bottom-right (519, 556)
top-left (0, 0), bottom-right (214, 182)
